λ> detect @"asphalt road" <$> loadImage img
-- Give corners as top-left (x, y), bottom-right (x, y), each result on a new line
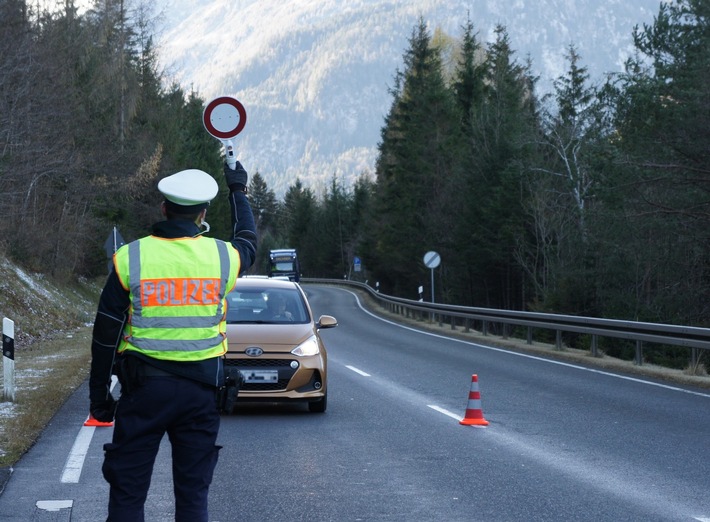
top-left (0, 285), bottom-right (708, 521)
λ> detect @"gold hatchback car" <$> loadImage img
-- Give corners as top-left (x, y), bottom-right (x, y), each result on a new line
top-left (224, 277), bottom-right (337, 413)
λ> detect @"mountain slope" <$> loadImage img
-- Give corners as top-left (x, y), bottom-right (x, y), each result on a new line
top-left (158, 0), bottom-right (660, 196)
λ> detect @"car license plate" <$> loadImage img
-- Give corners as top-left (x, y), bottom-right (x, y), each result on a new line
top-left (241, 370), bottom-right (278, 383)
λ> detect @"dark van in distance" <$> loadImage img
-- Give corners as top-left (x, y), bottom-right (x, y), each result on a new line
top-left (268, 249), bottom-right (300, 282)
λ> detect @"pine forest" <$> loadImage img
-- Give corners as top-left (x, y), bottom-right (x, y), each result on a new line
top-left (1, 0), bottom-right (708, 366)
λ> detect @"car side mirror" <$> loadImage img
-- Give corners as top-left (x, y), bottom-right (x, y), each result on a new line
top-left (317, 315), bottom-right (338, 329)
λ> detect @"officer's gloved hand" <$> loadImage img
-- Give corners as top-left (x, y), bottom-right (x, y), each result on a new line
top-left (223, 161), bottom-right (248, 192)
top-left (90, 395), bottom-right (117, 423)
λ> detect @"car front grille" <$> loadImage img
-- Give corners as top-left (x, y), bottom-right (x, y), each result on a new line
top-left (225, 358), bottom-right (292, 368)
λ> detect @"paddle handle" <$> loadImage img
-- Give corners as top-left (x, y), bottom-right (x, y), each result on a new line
top-left (223, 139), bottom-right (236, 169)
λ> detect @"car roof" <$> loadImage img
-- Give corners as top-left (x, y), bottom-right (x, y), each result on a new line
top-left (233, 276), bottom-right (300, 291)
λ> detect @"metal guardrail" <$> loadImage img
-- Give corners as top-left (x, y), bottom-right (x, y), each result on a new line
top-left (303, 278), bottom-right (710, 370)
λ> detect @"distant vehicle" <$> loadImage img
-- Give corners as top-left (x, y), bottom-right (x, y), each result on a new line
top-left (224, 277), bottom-right (337, 412)
top-left (268, 248), bottom-right (301, 282)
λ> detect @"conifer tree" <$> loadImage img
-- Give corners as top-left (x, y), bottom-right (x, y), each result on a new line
top-left (520, 45), bottom-right (603, 312)
top-left (450, 25), bottom-right (537, 308)
top-left (452, 16), bottom-right (486, 132)
top-left (248, 172), bottom-right (279, 239)
top-left (446, 17), bottom-right (489, 304)
top-left (370, 19), bottom-right (460, 297)
top-left (600, 0), bottom-right (710, 324)
top-left (318, 177), bottom-right (358, 278)
top-left (282, 179), bottom-right (317, 276)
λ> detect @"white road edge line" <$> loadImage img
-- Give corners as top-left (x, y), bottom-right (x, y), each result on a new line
top-left (60, 426), bottom-right (95, 483)
top-left (343, 290), bottom-right (710, 400)
top-left (427, 404), bottom-right (460, 420)
top-left (346, 365), bottom-right (371, 377)
top-left (428, 404), bottom-right (488, 428)
top-left (61, 376), bottom-right (117, 484)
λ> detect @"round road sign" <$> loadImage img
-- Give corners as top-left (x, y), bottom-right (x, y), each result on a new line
top-left (202, 96), bottom-right (247, 140)
top-left (423, 251), bottom-right (441, 269)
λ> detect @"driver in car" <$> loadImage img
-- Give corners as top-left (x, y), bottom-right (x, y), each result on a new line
top-left (268, 294), bottom-right (293, 321)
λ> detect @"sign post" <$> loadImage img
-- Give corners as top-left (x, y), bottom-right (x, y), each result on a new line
top-left (352, 256), bottom-right (361, 279)
top-left (423, 251), bottom-right (441, 303)
top-left (202, 96), bottom-right (247, 169)
top-left (103, 226), bottom-right (125, 274)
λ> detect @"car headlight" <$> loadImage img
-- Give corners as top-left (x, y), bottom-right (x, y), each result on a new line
top-left (291, 335), bottom-right (320, 356)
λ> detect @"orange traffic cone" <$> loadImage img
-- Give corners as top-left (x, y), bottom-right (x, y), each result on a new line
top-left (84, 413), bottom-right (114, 427)
top-left (459, 374), bottom-right (489, 426)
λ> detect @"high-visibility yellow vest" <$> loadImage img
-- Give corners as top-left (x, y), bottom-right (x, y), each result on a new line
top-left (113, 235), bottom-right (241, 361)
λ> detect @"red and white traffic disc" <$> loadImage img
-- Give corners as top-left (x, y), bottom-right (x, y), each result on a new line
top-left (202, 96), bottom-right (247, 139)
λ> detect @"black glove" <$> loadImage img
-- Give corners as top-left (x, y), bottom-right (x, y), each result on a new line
top-left (90, 395), bottom-right (117, 423)
top-left (223, 161), bottom-right (248, 191)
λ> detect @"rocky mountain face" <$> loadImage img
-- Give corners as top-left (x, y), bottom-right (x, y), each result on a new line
top-left (158, 0), bottom-right (661, 196)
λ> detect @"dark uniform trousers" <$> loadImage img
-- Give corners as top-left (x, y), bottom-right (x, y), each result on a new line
top-left (102, 374), bottom-right (221, 522)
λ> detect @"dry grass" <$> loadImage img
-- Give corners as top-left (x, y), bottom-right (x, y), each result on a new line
top-left (0, 256), bottom-right (100, 467)
top-left (0, 329), bottom-right (92, 466)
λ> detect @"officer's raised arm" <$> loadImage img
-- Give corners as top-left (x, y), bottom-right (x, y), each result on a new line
top-left (224, 161), bottom-right (257, 273)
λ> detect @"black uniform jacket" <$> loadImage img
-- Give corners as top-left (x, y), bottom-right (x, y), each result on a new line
top-left (89, 187), bottom-right (257, 404)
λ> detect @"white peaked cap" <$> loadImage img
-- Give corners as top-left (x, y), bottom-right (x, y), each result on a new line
top-left (158, 169), bottom-right (218, 207)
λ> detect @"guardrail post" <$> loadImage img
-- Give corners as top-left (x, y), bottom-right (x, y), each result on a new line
top-left (635, 340), bottom-right (643, 366)
top-left (3, 318), bottom-right (16, 402)
top-left (591, 334), bottom-right (599, 358)
top-left (527, 326), bottom-right (533, 345)
top-left (464, 318), bottom-right (471, 333)
top-left (450, 316), bottom-right (456, 330)
top-left (482, 321), bottom-right (488, 336)
top-left (555, 330), bottom-right (562, 351)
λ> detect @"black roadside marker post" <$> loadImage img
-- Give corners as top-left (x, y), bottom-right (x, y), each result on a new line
top-left (3, 317), bottom-right (15, 402)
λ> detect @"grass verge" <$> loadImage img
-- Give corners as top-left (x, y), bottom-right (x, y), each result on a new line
top-left (0, 256), bottom-right (100, 468)
top-left (0, 328), bottom-right (92, 467)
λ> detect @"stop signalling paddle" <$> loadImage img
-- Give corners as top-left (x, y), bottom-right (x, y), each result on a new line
top-left (202, 96), bottom-right (247, 169)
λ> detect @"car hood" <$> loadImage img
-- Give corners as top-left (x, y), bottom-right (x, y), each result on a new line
top-left (226, 323), bottom-right (315, 349)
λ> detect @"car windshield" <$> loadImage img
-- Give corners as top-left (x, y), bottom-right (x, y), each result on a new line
top-left (225, 287), bottom-right (309, 324)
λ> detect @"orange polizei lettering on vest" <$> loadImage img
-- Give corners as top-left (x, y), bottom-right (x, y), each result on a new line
top-left (140, 278), bottom-right (221, 306)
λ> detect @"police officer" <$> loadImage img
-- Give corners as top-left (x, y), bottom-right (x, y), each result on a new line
top-left (88, 162), bottom-right (257, 522)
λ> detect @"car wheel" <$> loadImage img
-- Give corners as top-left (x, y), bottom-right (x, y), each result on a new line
top-left (308, 390), bottom-right (327, 413)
